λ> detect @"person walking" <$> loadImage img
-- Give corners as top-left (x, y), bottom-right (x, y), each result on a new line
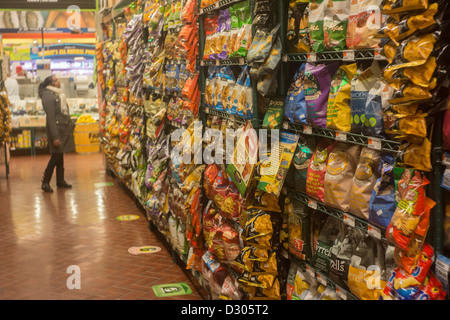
top-left (39, 75), bottom-right (75, 192)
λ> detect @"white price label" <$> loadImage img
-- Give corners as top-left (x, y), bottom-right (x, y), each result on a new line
top-left (343, 213), bottom-right (355, 227)
top-left (205, 107), bottom-right (210, 114)
top-left (335, 285), bottom-right (347, 300)
top-left (215, 2), bottom-right (220, 8)
top-left (303, 125), bottom-right (313, 135)
top-left (306, 265), bottom-right (315, 278)
top-left (374, 48), bottom-right (385, 60)
top-left (317, 272), bottom-right (327, 286)
top-left (200, 60), bottom-right (205, 66)
top-left (239, 58), bottom-right (244, 65)
top-left (308, 198), bottom-right (318, 210)
top-left (282, 55), bottom-right (288, 62)
top-left (282, 122), bottom-right (289, 130)
top-left (343, 50), bottom-right (355, 61)
top-left (368, 224), bottom-right (382, 239)
top-left (307, 52), bottom-right (317, 62)
top-left (368, 137), bottom-right (382, 150)
top-left (335, 131), bottom-right (347, 141)
top-left (215, 60), bottom-right (220, 66)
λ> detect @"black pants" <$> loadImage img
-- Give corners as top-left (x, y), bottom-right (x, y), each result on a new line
top-left (43, 153), bottom-right (64, 183)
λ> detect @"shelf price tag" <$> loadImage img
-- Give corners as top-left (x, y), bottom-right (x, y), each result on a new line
top-left (282, 122), bottom-right (289, 130)
top-left (335, 131), bottom-right (347, 142)
top-left (374, 48), bottom-right (385, 60)
top-left (238, 58), bottom-right (244, 65)
top-left (215, 2), bottom-right (220, 8)
top-left (343, 50), bottom-right (355, 61)
top-left (343, 213), bottom-right (355, 227)
top-left (205, 107), bottom-right (210, 114)
top-left (305, 265), bottom-right (315, 278)
top-left (282, 55), bottom-right (288, 62)
top-left (307, 52), bottom-right (317, 62)
top-left (317, 272), bottom-right (327, 287)
top-left (215, 60), bottom-right (220, 66)
top-left (335, 285), bottom-right (347, 300)
top-left (303, 125), bottom-right (312, 135)
top-left (307, 198), bottom-right (318, 210)
top-left (368, 224), bottom-right (382, 240)
top-left (368, 137), bottom-right (382, 150)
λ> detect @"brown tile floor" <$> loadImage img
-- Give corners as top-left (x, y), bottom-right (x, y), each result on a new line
top-left (0, 152), bottom-right (204, 300)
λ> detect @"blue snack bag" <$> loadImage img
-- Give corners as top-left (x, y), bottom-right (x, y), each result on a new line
top-left (285, 63), bottom-right (307, 124)
top-left (362, 80), bottom-right (386, 139)
top-left (368, 153), bottom-right (396, 229)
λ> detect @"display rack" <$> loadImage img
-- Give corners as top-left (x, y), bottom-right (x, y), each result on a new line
top-left (283, 49), bottom-right (387, 63)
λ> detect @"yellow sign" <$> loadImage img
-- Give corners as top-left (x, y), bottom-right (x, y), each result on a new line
top-left (116, 215), bottom-right (140, 221)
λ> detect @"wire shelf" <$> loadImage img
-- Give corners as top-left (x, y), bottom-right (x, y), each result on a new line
top-left (283, 49), bottom-right (386, 62)
top-left (203, 105), bottom-right (249, 125)
top-left (200, 0), bottom-right (245, 14)
top-left (201, 58), bottom-right (247, 66)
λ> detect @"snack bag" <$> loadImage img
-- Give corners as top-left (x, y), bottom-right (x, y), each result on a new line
top-left (326, 63), bottom-right (358, 132)
top-left (329, 226), bottom-right (366, 291)
top-left (286, 261), bottom-right (298, 300)
top-left (262, 100), bottom-right (284, 129)
top-left (312, 215), bottom-right (344, 274)
top-left (324, 0), bottom-right (351, 51)
top-left (324, 143), bottom-right (362, 212)
top-left (292, 136), bottom-right (317, 193)
top-left (306, 139), bottom-right (336, 202)
top-left (347, 0), bottom-right (383, 49)
top-left (284, 63), bottom-right (307, 124)
top-left (396, 137), bottom-right (432, 172)
top-left (287, 197), bottom-right (312, 261)
top-left (349, 147), bottom-right (381, 220)
top-left (308, 0), bottom-right (327, 52)
top-left (350, 61), bottom-right (381, 134)
top-left (247, 24), bottom-right (280, 65)
top-left (395, 243), bottom-right (434, 281)
top-left (287, 0), bottom-right (311, 53)
top-left (416, 273), bottom-right (447, 300)
top-left (381, 0), bottom-right (429, 15)
top-left (305, 62), bottom-right (340, 128)
top-left (368, 153), bottom-right (396, 229)
top-left (386, 170), bottom-right (430, 250)
top-left (361, 80), bottom-right (386, 138)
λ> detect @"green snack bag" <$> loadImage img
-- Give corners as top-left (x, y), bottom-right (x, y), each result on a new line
top-left (324, 0), bottom-right (351, 51)
top-left (262, 99), bottom-right (284, 129)
top-left (308, 0), bottom-right (326, 52)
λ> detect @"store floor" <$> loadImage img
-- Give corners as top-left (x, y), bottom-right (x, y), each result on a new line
top-left (0, 152), bottom-right (203, 300)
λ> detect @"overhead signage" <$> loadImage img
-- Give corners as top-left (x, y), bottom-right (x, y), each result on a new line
top-left (0, 0), bottom-right (98, 11)
top-left (30, 44), bottom-right (95, 60)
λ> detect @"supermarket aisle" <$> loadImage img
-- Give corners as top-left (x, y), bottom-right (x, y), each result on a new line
top-left (0, 152), bottom-right (203, 300)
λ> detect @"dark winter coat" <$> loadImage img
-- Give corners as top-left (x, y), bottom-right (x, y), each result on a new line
top-left (39, 88), bottom-right (75, 154)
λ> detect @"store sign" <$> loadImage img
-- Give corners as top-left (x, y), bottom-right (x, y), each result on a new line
top-left (30, 44), bottom-right (95, 60)
top-left (0, 0), bottom-right (97, 11)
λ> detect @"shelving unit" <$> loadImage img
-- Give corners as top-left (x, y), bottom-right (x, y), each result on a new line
top-left (283, 49), bottom-right (386, 63)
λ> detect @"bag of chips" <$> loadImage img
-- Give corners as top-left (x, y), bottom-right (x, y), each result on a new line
top-left (308, 0), bottom-right (327, 52)
top-left (324, 143), bottom-right (362, 212)
top-left (306, 139), bottom-right (336, 202)
top-left (291, 136), bottom-right (317, 193)
top-left (287, 197), bottom-right (312, 261)
top-left (347, 0), bottom-right (383, 49)
top-left (287, 0), bottom-right (311, 53)
top-left (415, 272), bottom-right (447, 300)
top-left (348, 147), bottom-right (381, 220)
top-left (284, 63), bottom-right (307, 124)
top-left (361, 80), bottom-right (386, 138)
top-left (368, 153), bottom-right (396, 229)
top-left (381, 0), bottom-right (429, 15)
top-left (262, 99), bottom-right (284, 129)
top-left (247, 23), bottom-right (280, 65)
top-left (350, 61), bottom-right (381, 134)
top-left (324, 0), bottom-right (351, 51)
top-left (305, 62), bottom-right (340, 128)
top-left (396, 137), bottom-right (432, 172)
top-left (326, 63), bottom-right (358, 132)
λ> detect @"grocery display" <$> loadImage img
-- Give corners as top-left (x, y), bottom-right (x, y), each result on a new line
top-left (96, 0), bottom-right (450, 301)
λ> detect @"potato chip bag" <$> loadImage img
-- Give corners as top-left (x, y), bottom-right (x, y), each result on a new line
top-left (284, 63), bottom-right (307, 124)
top-left (308, 0), bottom-right (327, 52)
top-left (415, 273), bottom-right (447, 300)
top-left (386, 170), bottom-right (430, 250)
top-left (368, 153), bottom-right (396, 228)
top-left (312, 215), bottom-right (344, 274)
top-left (326, 63), bottom-right (358, 132)
top-left (350, 61), bottom-right (381, 134)
top-left (383, 56), bottom-right (437, 87)
top-left (396, 137), bottom-right (432, 172)
top-left (288, 198), bottom-right (312, 261)
top-left (286, 261), bottom-right (298, 300)
top-left (324, 0), bottom-right (351, 51)
top-left (287, 0), bottom-right (311, 53)
top-left (381, 0), bottom-right (429, 15)
top-left (305, 62), bottom-right (340, 128)
top-left (306, 139), bottom-right (336, 202)
top-left (395, 241), bottom-right (434, 280)
top-left (324, 143), bottom-right (362, 212)
top-left (362, 80), bottom-right (386, 138)
top-left (262, 99), bottom-right (284, 129)
top-left (382, 267), bottom-right (421, 300)
top-left (292, 136), bottom-right (317, 193)
top-left (347, 0), bottom-right (383, 49)
top-left (349, 147), bottom-right (381, 220)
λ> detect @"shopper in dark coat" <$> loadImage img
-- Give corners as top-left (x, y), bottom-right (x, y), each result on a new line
top-left (39, 75), bottom-right (75, 192)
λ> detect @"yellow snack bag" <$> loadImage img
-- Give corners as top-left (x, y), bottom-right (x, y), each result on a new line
top-left (397, 137), bottom-right (432, 172)
top-left (326, 63), bottom-right (358, 132)
top-left (381, 0), bottom-right (428, 15)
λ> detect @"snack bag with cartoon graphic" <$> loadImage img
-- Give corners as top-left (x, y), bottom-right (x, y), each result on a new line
top-left (291, 136), bottom-right (317, 193)
top-left (324, 143), bottom-right (362, 212)
top-left (284, 63), bottom-right (307, 124)
top-left (305, 62), bottom-right (340, 128)
top-left (306, 139), bottom-right (336, 202)
top-left (349, 147), bottom-right (381, 220)
top-left (326, 63), bottom-right (358, 132)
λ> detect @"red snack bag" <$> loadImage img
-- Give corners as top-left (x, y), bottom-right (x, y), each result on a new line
top-left (415, 272), bottom-right (447, 300)
top-left (306, 139), bottom-right (336, 202)
top-left (395, 243), bottom-right (434, 285)
top-left (221, 223), bottom-right (242, 261)
top-left (386, 170), bottom-right (430, 250)
top-left (181, 0), bottom-right (197, 25)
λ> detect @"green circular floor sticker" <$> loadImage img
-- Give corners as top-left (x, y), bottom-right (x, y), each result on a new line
top-left (128, 246), bottom-right (161, 255)
top-left (116, 215), bottom-right (140, 221)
